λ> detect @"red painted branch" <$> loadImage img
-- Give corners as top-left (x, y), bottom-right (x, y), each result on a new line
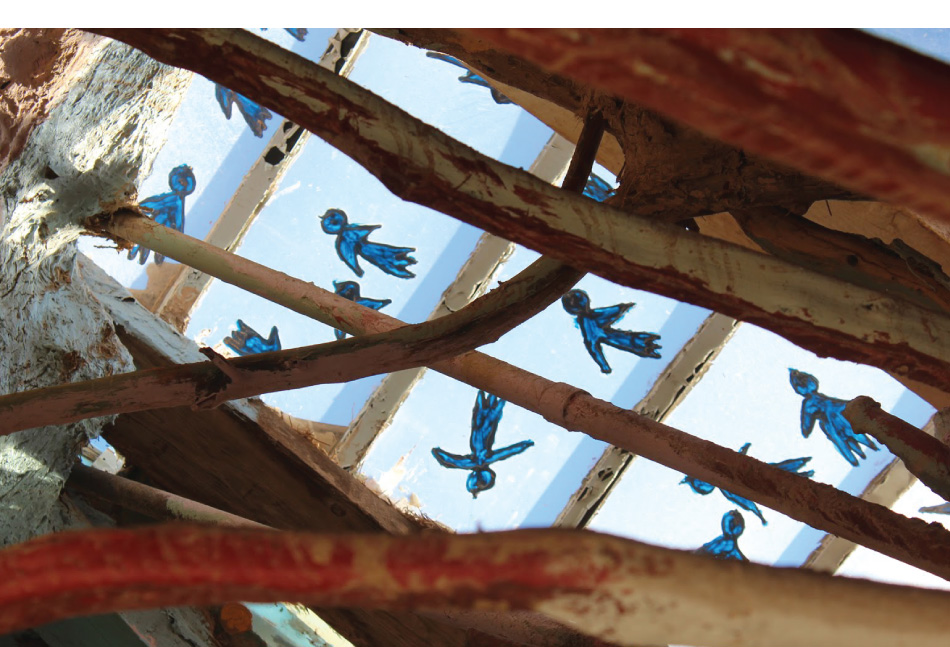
top-left (2, 525), bottom-right (950, 646)
top-left (845, 396), bottom-right (950, 502)
top-left (471, 28), bottom-right (950, 227)
top-left (87, 28), bottom-right (950, 394)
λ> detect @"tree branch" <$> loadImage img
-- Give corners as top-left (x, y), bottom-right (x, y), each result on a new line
top-left (85, 207), bottom-right (950, 583)
top-left (732, 206), bottom-right (950, 314)
top-left (845, 396), bottom-right (950, 503)
top-left (372, 28), bottom-right (864, 220)
top-left (88, 28), bottom-right (950, 393)
top-left (469, 28), bottom-right (950, 228)
top-left (0, 210), bottom-right (581, 431)
top-left (2, 525), bottom-right (950, 646)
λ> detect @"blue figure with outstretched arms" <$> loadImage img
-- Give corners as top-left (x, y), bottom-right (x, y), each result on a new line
top-left (214, 84), bottom-right (273, 138)
top-left (432, 390), bottom-right (534, 498)
top-left (128, 164), bottom-right (196, 265)
top-left (562, 289), bottom-right (661, 373)
top-left (223, 320), bottom-right (281, 356)
top-left (584, 173), bottom-right (615, 202)
top-left (789, 369), bottom-right (878, 466)
top-left (696, 510), bottom-right (748, 561)
top-left (425, 52), bottom-right (513, 105)
top-left (320, 209), bottom-right (417, 279)
top-left (333, 280), bottom-right (392, 340)
top-left (681, 442), bottom-right (814, 525)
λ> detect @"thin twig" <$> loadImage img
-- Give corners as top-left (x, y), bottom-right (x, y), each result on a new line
top-left (88, 28), bottom-right (950, 392)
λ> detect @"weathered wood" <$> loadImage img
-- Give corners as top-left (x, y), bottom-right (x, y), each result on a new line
top-left (470, 29), bottom-right (950, 229)
top-left (0, 37), bottom-right (190, 546)
top-left (845, 396), bottom-right (950, 503)
top-left (731, 206), bottom-right (950, 314)
top-left (89, 28), bottom-right (950, 394)
top-left (373, 28), bottom-right (860, 221)
top-left (5, 525), bottom-right (950, 647)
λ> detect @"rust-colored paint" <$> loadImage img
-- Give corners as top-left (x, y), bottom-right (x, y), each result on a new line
top-left (472, 28), bottom-right (950, 228)
top-left (1, 526), bottom-right (950, 647)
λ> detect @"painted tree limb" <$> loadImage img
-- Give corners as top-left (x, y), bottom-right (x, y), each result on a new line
top-left (470, 29), bottom-right (950, 229)
top-left (2, 211), bottom-right (583, 432)
top-left (372, 28), bottom-right (862, 221)
top-left (67, 464), bottom-right (271, 530)
top-left (89, 28), bottom-right (950, 394)
top-left (845, 396), bottom-right (950, 503)
top-left (3, 525), bottom-right (950, 647)
top-left (90, 209), bottom-right (950, 583)
top-left (731, 207), bottom-right (950, 314)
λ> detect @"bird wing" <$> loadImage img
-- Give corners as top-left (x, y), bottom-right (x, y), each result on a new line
top-left (486, 440), bottom-right (534, 464)
top-left (431, 447), bottom-right (479, 470)
top-left (335, 232), bottom-right (364, 276)
top-left (590, 302), bottom-right (634, 327)
top-left (470, 391), bottom-right (505, 456)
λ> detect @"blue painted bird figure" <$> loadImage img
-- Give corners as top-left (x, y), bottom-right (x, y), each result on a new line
top-left (320, 209), bottom-right (417, 279)
top-left (425, 51), bottom-right (513, 105)
top-left (583, 173), bottom-right (615, 202)
top-left (696, 510), bottom-right (748, 562)
top-left (562, 289), bottom-right (661, 373)
top-left (127, 164), bottom-right (196, 265)
top-left (431, 390), bottom-right (534, 498)
top-left (333, 280), bottom-right (392, 340)
top-left (681, 442), bottom-right (814, 525)
top-left (214, 84), bottom-right (273, 137)
top-left (789, 369), bottom-right (878, 466)
top-left (223, 320), bottom-right (281, 356)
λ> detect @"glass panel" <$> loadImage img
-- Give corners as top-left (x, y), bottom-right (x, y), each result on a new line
top-left (185, 33), bottom-right (553, 425)
top-left (588, 322), bottom-right (934, 565)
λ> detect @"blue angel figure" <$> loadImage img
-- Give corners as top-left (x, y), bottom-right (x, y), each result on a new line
top-left (696, 510), bottom-right (748, 561)
top-left (561, 289), bottom-right (661, 373)
top-left (425, 51), bottom-right (513, 105)
top-left (789, 369), bottom-right (878, 466)
top-left (127, 165), bottom-right (196, 265)
top-left (223, 320), bottom-right (281, 356)
top-left (214, 84), bottom-right (273, 137)
top-left (320, 209), bottom-right (417, 279)
top-left (583, 173), bottom-right (616, 202)
top-left (681, 442), bottom-right (814, 525)
top-left (431, 391), bottom-right (534, 498)
top-left (333, 280), bottom-right (392, 340)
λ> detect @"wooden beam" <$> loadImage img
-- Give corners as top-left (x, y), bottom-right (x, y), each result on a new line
top-left (470, 29), bottom-right (950, 230)
top-left (89, 28), bottom-right (950, 394)
top-left (5, 525), bottom-right (950, 647)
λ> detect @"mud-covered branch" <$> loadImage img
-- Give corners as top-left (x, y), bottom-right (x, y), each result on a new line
top-left (88, 28), bottom-right (950, 393)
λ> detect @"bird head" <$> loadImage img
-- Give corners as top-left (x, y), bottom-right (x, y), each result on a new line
top-left (333, 280), bottom-right (360, 299)
top-left (320, 209), bottom-right (348, 234)
top-left (561, 289), bottom-right (591, 315)
top-left (168, 165), bottom-right (197, 195)
top-left (722, 510), bottom-right (745, 538)
top-left (467, 468), bottom-right (496, 498)
top-left (789, 368), bottom-right (819, 395)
